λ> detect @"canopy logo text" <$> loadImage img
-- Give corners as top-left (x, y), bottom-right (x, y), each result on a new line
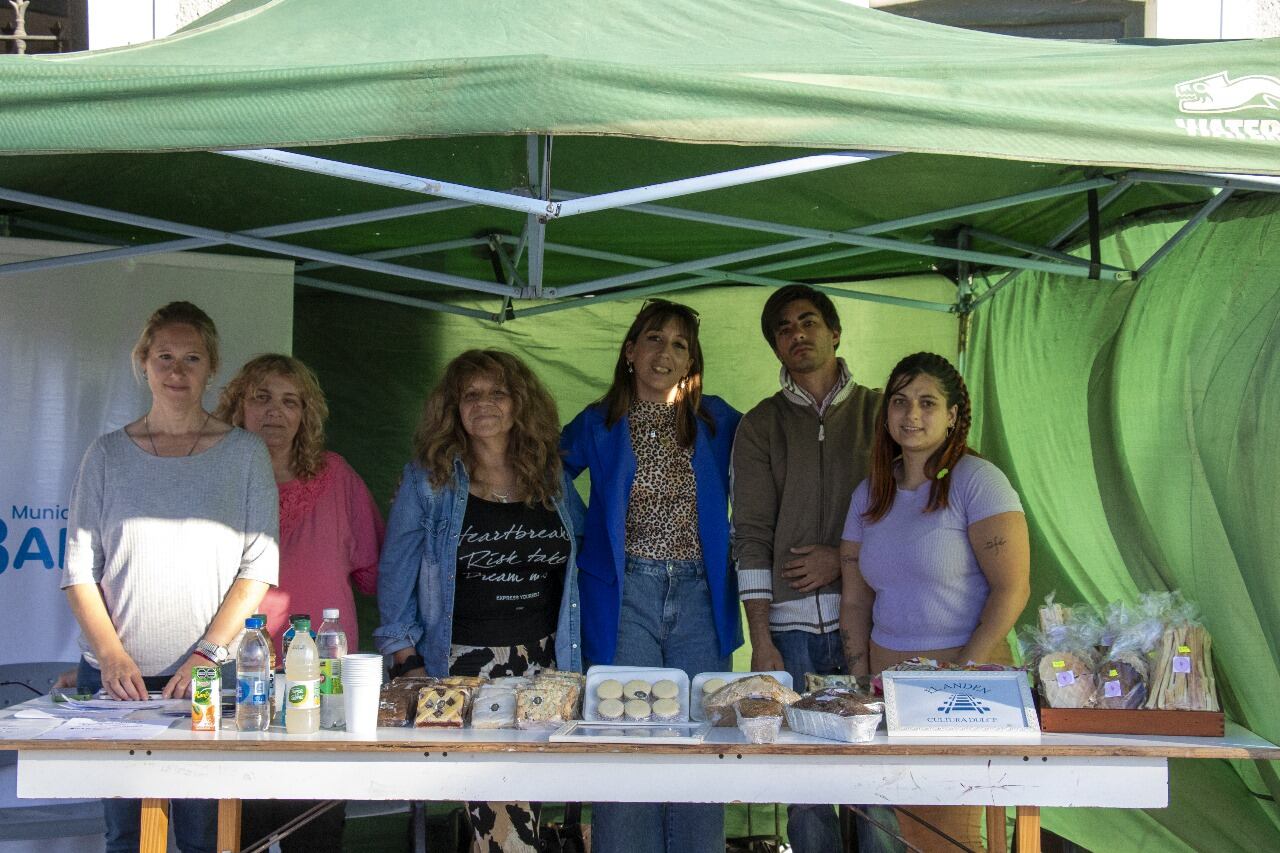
top-left (1174, 71), bottom-right (1280, 142)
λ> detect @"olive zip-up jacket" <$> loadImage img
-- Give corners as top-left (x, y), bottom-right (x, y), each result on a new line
top-left (731, 378), bottom-right (881, 607)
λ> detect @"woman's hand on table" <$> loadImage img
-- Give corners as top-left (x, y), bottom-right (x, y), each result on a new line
top-left (98, 651), bottom-right (149, 700)
top-left (162, 654), bottom-right (208, 699)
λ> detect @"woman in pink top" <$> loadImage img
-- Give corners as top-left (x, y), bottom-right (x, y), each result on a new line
top-left (217, 354), bottom-right (383, 657)
top-left (216, 353), bottom-right (384, 853)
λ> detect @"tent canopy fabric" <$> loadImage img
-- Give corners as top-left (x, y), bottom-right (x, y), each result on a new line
top-left (0, 0), bottom-right (1276, 172)
top-left (0, 0), bottom-right (1276, 313)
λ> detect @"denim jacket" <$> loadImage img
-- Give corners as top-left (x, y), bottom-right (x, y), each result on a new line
top-left (561, 396), bottom-right (743, 666)
top-left (373, 457), bottom-right (586, 676)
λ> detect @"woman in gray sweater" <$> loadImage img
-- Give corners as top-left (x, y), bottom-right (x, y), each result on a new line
top-left (62, 301), bottom-right (279, 853)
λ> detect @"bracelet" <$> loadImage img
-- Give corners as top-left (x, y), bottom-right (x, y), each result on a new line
top-left (388, 654), bottom-right (425, 679)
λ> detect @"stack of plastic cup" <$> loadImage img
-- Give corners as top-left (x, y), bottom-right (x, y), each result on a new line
top-left (340, 653), bottom-right (385, 735)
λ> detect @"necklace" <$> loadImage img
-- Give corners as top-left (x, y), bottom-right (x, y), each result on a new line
top-left (490, 489), bottom-right (512, 503)
top-left (145, 411), bottom-right (211, 457)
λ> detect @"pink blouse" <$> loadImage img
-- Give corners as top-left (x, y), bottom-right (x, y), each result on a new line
top-left (259, 451), bottom-right (384, 659)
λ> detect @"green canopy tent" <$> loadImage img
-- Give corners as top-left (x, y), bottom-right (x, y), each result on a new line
top-left (1, 0), bottom-right (1277, 849)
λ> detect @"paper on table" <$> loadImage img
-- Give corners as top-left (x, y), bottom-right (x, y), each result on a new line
top-left (0, 718), bottom-right (62, 739)
top-left (14, 696), bottom-right (186, 721)
top-left (33, 717), bottom-right (174, 740)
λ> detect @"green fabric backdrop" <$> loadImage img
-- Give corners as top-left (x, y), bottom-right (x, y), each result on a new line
top-left (967, 195), bottom-right (1280, 851)
top-left (293, 195), bottom-right (1280, 850)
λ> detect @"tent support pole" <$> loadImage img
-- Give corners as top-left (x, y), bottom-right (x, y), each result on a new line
top-left (550, 151), bottom-right (894, 218)
top-left (970, 181), bottom-right (1133, 309)
top-left (964, 227), bottom-right (1124, 271)
top-left (955, 228), bottom-right (972, 376)
top-left (294, 274), bottom-right (495, 321)
top-left (295, 237), bottom-right (489, 272)
top-left (554, 208), bottom-right (1128, 298)
top-left (0, 186), bottom-right (520, 297)
top-left (221, 149), bottom-right (556, 217)
top-left (0, 198), bottom-right (472, 279)
top-left (219, 148), bottom-right (894, 221)
top-left (1123, 171), bottom-right (1280, 193)
top-left (488, 234), bottom-right (528, 291)
top-left (524, 134), bottom-right (551, 297)
top-left (498, 236), bottom-right (953, 313)
top-left (1135, 188), bottom-right (1234, 280)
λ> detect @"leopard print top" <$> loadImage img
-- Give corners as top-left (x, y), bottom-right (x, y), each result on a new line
top-left (625, 400), bottom-right (702, 561)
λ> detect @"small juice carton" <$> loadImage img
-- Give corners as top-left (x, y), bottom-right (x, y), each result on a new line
top-left (191, 666), bottom-right (221, 731)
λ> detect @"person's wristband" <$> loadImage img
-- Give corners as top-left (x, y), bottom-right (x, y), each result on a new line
top-left (388, 654), bottom-right (425, 679)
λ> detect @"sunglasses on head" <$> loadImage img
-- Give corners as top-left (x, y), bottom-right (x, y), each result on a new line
top-left (641, 298), bottom-right (700, 326)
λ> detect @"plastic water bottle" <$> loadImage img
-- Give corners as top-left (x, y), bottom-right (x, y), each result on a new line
top-left (281, 612), bottom-right (312, 659)
top-left (235, 616), bottom-right (271, 732)
top-left (253, 613), bottom-right (276, 724)
top-left (284, 617), bottom-right (320, 735)
top-left (316, 609), bottom-right (348, 730)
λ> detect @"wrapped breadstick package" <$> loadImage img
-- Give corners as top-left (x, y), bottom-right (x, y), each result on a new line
top-left (1021, 596), bottom-right (1102, 709)
top-left (1145, 594), bottom-right (1219, 712)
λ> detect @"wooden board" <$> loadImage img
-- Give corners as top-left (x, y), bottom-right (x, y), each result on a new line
top-left (1039, 708), bottom-right (1224, 737)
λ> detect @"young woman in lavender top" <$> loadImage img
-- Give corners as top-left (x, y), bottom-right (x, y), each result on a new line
top-left (839, 352), bottom-right (1029, 853)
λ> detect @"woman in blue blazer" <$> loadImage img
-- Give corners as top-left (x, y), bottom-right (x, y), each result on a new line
top-left (561, 299), bottom-right (741, 853)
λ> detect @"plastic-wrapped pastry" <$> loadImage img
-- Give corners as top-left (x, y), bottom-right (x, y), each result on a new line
top-left (378, 680), bottom-right (433, 727)
top-left (441, 675), bottom-right (488, 689)
top-left (1037, 652), bottom-right (1096, 708)
top-left (623, 699), bottom-right (652, 721)
top-left (516, 684), bottom-right (575, 729)
top-left (470, 686), bottom-right (517, 729)
top-left (623, 679), bottom-right (652, 700)
top-left (414, 686), bottom-right (473, 727)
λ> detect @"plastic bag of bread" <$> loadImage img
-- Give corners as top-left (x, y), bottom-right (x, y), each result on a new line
top-left (704, 675), bottom-right (800, 727)
top-left (1145, 594), bottom-right (1219, 712)
top-left (804, 673), bottom-right (870, 694)
top-left (1091, 599), bottom-right (1161, 709)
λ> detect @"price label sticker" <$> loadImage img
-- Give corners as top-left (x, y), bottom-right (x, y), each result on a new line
top-left (1108, 668), bottom-right (1119, 677)
top-left (1178, 645), bottom-right (1192, 654)
top-left (1052, 660), bottom-right (1066, 669)
top-left (1056, 671), bottom-right (1076, 687)
top-left (1103, 680), bottom-right (1123, 698)
top-left (1172, 655), bottom-right (1192, 674)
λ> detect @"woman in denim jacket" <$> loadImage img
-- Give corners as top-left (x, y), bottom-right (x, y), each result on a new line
top-left (376, 350), bottom-right (584, 852)
top-left (561, 300), bottom-right (742, 853)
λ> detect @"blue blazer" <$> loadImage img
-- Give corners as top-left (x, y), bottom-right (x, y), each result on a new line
top-left (561, 396), bottom-right (743, 665)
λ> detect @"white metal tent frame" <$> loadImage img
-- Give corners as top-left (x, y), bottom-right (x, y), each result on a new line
top-left (2, 135), bottom-right (1278, 334)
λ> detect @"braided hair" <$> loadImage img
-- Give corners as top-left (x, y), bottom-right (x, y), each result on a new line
top-left (863, 352), bottom-right (973, 523)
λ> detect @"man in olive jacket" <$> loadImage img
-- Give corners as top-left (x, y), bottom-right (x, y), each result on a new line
top-left (731, 284), bottom-right (897, 853)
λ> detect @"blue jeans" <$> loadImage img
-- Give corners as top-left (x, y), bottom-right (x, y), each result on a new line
top-left (771, 632), bottom-right (903, 853)
top-left (77, 659), bottom-right (217, 853)
top-left (591, 557), bottom-right (729, 853)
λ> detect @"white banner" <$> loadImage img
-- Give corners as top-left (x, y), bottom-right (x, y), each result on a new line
top-left (0, 237), bottom-right (293, 667)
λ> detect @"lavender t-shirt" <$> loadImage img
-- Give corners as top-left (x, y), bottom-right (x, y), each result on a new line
top-left (842, 454), bottom-right (1023, 651)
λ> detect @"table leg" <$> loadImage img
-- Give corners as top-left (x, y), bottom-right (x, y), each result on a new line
top-left (217, 798), bottom-right (242, 853)
top-left (987, 805), bottom-right (1007, 853)
top-left (139, 798), bottom-right (169, 853)
top-left (1015, 805), bottom-right (1041, 853)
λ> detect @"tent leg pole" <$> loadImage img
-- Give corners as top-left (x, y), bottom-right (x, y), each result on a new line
top-left (956, 228), bottom-right (972, 377)
top-left (1135, 188), bottom-right (1234, 280)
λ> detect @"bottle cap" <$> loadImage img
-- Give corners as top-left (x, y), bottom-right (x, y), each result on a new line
top-left (293, 617), bottom-right (311, 632)
top-left (245, 616), bottom-right (264, 629)
top-left (322, 608), bottom-right (340, 620)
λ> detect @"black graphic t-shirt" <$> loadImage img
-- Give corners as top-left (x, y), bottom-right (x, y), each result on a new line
top-left (451, 496), bottom-right (570, 647)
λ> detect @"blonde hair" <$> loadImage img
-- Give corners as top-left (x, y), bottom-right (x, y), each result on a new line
top-left (216, 354), bottom-right (330, 479)
top-left (414, 350), bottom-right (562, 507)
top-left (131, 301), bottom-right (221, 379)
